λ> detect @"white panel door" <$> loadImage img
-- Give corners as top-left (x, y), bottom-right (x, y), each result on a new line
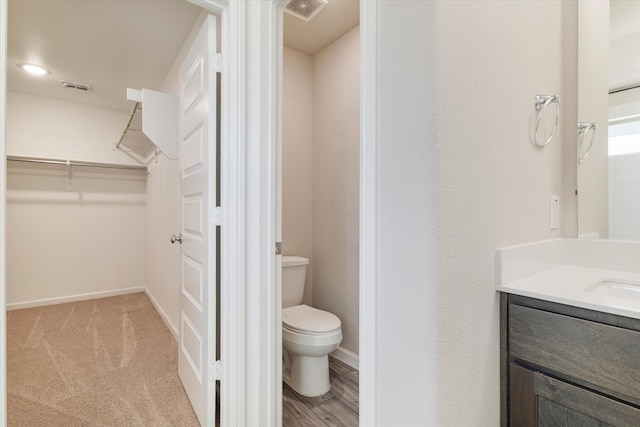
top-left (178, 15), bottom-right (218, 427)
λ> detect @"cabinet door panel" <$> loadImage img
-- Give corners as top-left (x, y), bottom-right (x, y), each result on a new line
top-left (537, 398), bottom-right (566, 427)
top-left (538, 397), bottom-right (610, 427)
top-left (565, 409), bottom-right (610, 427)
top-left (534, 372), bottom-right (640, 427)
top-left (509, 364), bottom-right (640, 427)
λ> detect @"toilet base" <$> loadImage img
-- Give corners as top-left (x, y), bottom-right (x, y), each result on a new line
top-left (283, 353), bottom-right (331, 397)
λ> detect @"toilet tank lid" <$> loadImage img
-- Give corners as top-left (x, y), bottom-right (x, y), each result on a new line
top-left (282, 256), bottom-right (309, 267)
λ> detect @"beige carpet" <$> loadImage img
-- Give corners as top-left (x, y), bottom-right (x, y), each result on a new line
top-left (7, 292), bottom-right (200, 426)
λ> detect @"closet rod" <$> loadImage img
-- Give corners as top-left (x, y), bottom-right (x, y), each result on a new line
top-left (6, 155), bottom-right (148, 172)
top-left (609, 83), bottom-right (640, 95)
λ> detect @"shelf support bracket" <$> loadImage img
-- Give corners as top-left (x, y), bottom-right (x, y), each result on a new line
top-left (65, 160), bottom-right (75, 192)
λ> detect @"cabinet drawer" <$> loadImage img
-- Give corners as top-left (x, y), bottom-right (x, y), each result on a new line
top-left (509, 304), bottom-right (640, 406)
top-left (535, 371), bottom-right (640, 426)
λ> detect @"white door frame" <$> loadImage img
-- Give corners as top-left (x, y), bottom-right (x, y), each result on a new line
top-left (191, 0), bottom-right (285, 425)
top-left (358, 2), bottom-right (378, 425)
top-left (0, 1), bottom-right (8, 424)
top-left (187, 1), bottom-right (249, 425)
top-left (268, 1), bottom-right (379, 425)
top-left (197, 1), bottom-right (380, 425)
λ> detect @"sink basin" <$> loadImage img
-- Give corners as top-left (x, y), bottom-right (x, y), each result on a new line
top-left (585, 279), bottom-right (640, 301)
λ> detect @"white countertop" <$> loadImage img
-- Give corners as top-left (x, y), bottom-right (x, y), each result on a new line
top-left (497, 265), bottom-right (640, 320)
top-left (496, 238), bottom-right (640, 320)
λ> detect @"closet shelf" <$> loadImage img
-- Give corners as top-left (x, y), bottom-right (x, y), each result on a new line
top-left (116, 88), bottom-right (179, 163)
top-left (7, 155), bottom-right (149, 173)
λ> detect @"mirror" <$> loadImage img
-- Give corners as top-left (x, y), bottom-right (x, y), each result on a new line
top-left (577, 0), bottom-right (640, 241)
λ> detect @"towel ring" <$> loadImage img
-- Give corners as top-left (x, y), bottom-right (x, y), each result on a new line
top-left (577, 122), bottom-right (597, 163)
top-left (534, 94), bottom-right (560, 148)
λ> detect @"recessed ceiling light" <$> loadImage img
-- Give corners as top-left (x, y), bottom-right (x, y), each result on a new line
top-left (19, 63), bottom-right (49, 76)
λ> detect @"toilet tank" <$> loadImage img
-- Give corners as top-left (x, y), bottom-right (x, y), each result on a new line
top-left (282, 256), bottom-right (309, 308)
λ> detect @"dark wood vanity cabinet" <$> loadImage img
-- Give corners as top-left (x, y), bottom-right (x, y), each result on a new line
top-left (501, 294), bottom-right (640, 427)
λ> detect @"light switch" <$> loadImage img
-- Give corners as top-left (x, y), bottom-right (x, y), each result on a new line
top-left (550, 195), bottom-right (559, 230)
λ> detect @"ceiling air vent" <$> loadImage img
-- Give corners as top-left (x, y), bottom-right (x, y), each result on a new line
top-left (59, 80), bottom-right (91, 91)
top-left (285, 0), bottom-right (328, 22)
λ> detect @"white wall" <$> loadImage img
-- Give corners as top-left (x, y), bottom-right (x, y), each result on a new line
top-left (6, 92), bottom-right (146, 307)
top-left (609, 27), bottom-right (640, 89)
top-left (577, 1), bottom-right (609, 238)
top-left (282, 46), bottom-right (314, 305)
top-left (374, 1), bottom-right (577, 425)
top-left (1, 3), bottom-right (8, 423)
top-left (281, 27), bottom-right (360, 356)
top-left (6, 92), bottom-right (143, 165)
top-left (608, 87), bottom-right (640, 242)
top-left (609, 153), bottom-right (640, 240)
top-left (144, 9), bottom-right (218, 334)
top-left (312, 27), bottom-right (360, 357)
top-left (144, 154), bottom-right (181, 333)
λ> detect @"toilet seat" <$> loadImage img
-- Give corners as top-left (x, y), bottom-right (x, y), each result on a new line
top-left (282, 304), bottom-right (341, 335)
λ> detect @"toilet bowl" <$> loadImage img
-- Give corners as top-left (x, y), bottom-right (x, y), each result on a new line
top-left (282, 304), bottom-right (342, 397)
top-left (281, 256), bottom-right (343, 397)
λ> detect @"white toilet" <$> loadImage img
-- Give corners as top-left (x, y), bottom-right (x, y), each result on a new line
top-left (282, 256), bottom-right (343, 397)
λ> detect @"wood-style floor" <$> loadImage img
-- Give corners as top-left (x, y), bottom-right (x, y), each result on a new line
top-left (283, 355), bottom-right (359, 427)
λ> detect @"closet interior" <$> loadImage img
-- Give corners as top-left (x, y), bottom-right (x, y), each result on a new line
top-left (5, 0), bottom-right (205, 346)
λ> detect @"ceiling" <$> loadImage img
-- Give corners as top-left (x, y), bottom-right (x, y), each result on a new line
top-left (7, 0), bottom-right (203, 113)
top-left (609, 0), bottom-right (640, 39)
top-left (283, 0), bottom-right (359, 56)
top-left (609, 0), bottom-right (640, 89)
top-left (7, 0), bottom-right (359, 114)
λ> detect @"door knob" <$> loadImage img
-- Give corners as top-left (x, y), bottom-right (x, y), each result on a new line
top-left (171, 233), bottom-right (183, 244)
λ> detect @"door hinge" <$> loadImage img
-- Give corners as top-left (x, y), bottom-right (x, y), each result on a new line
top-left (209, 360), bottom-right (222, 382)
top-left (209, 52), bottom-right (221, 73)
top-left (275, 242), bottom-right (282, 255)
top-left (210, 206), bottom-right (222, 227)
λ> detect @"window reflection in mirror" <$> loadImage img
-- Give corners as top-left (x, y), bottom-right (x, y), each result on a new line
top-left (608, 88), bottom-right (640, 241)
top-left (577, 0), bottom-right (640, 241)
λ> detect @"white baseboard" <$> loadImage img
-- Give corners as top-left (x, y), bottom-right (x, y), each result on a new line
top-left (6, 286), bottom-right (146, 311)
top-left (144, 288), bottom-right (179, 340)
top-left (331, 346), bottom-right (359, 370)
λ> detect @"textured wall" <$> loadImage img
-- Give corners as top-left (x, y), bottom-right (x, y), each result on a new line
top-left (374, 1), bottom-right (577, 424)
top-left (609, 154), bottom-right (640, 241)
top-left (144, 153), bottom-right (181, 333)
top-left (282, 46), bottom-right (314, 305)
top-left (144, 10), bottom-right (216, 334)
top-left (6, 92), bottom-right (146, 306)
top-left (6, 92), bottom-right (141, 165)
top-left (577, 1), bottom-right (609, 238)
top-left (311, 26), bottom-right (360, 357)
